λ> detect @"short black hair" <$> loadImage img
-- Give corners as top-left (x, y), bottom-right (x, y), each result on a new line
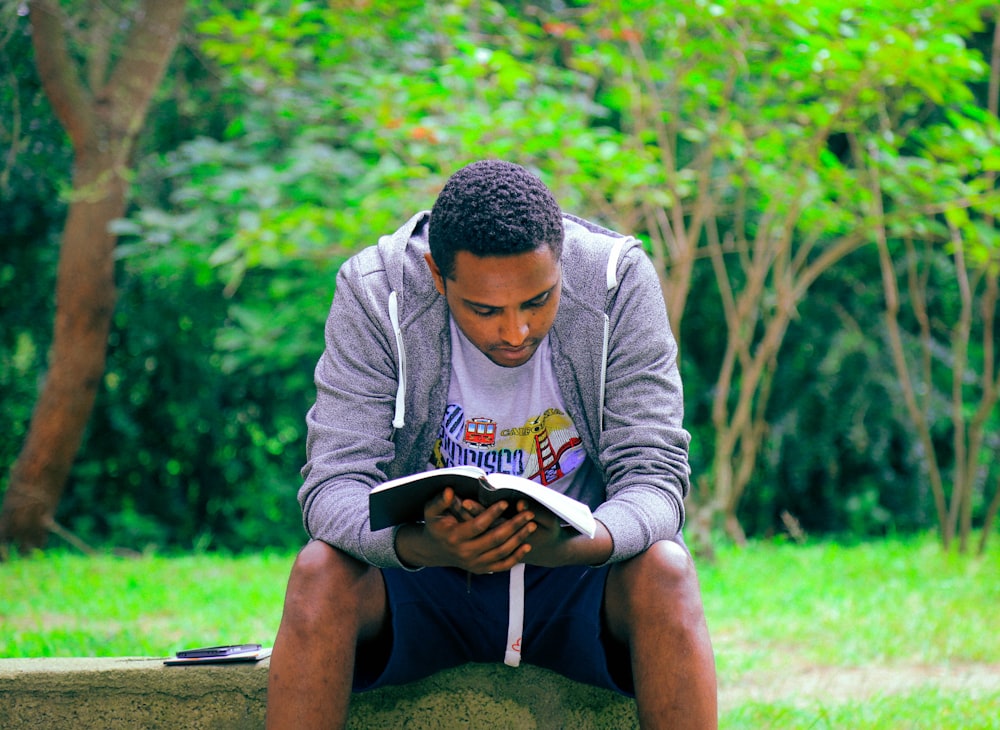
top-left (428, 160), bottom-right (564, 280)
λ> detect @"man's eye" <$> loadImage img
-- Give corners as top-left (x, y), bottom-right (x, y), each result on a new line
top-left (472, 307), bottom-right (498, 317)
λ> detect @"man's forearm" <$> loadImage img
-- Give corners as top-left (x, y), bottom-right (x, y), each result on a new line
top-left (394, 522), bottom-right (438, 568)
top-left (524, 521), bottom-right (614, 568)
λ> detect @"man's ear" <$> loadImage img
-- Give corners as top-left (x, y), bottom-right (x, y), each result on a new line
top-left (425, 252), bottom-right (446, 296)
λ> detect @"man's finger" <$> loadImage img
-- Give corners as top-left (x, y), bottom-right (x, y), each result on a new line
top-left (423, 487), bottom-right (456, 519)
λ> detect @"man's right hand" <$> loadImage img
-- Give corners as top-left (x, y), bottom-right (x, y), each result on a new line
top-left (394, 487), bottom-right (536, 573)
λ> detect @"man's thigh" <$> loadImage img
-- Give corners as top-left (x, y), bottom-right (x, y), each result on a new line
top-left (521, 563), bottom-right (632, 693)
top-left (355, 566), bottom-right (510, 690)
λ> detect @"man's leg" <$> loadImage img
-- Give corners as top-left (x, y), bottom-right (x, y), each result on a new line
top-left (604, 540), bottom-right (718, 730)
top-left (266, 540), bottom-right (388, 730)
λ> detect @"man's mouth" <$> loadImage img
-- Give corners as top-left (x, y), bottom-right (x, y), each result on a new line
top-left (491, 342), bottom-right (535, 365)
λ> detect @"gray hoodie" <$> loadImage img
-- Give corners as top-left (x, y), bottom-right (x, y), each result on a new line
top-left (299, 211), bottom-right (690, 569)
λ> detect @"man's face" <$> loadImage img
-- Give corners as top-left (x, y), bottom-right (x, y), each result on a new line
top-left (426, 246), bottom-right (562, 368)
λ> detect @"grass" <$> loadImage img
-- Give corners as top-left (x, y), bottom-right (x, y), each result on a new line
top-left (726, 688), bottom-right (1000, 730)
top-left (698, 534), bottom-right (1000, 728)
top-left (2, 533), bottom-right (998, 727)
top-left (700, 536), bottom-right (1000, 672)
top-left (0, 550), bottom-right (290, 657)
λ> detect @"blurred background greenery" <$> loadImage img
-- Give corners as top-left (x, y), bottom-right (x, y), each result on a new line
top-left (2, 0), bottom-right (999, 554)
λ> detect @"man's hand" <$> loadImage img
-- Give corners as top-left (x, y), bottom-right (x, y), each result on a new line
top-left (394, 488), bottom-right (536, 573)
top-left (510, 499), bottom-right (572, 565)
top-left (459, 498), bottom-right (614, 568)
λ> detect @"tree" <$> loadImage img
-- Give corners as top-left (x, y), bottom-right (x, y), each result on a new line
top-left (0, 0), bottom-right (186, 553)
top-left (868, 10), bottom-right (1000, 553)
top-left (551, 0), bottom-right (996, 543)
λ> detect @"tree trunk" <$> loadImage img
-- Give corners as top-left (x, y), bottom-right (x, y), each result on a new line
top-left (0, 0), bottom-right (186, 554)
top-left (0, 152), bottom-right (123, 550)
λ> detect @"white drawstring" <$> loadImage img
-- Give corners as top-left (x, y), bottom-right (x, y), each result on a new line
top-left (605, 235), bottom-right (630, 289)
top-left (388, 291), bottom-right (407, 429)
top-left (598, 236), bottom-right (630, 434)
top-left (504, 563), bottom-right (526, 667)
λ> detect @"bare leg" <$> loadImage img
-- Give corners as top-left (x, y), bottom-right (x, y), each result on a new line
top-left (604, 540), bottom-right (718, 730)
top-left (266, 541), bottom-right (388, 730)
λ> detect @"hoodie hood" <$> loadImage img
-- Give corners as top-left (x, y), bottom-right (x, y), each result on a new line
top-left (375, 210), bottom-right (639, 333)
top-left (371, 210), bottom-right (640, 433)
top-left (377, 211), bottom-right (438, 310)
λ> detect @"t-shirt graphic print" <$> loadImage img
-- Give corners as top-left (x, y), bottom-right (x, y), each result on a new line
top-left (434, 404), bottom-right (584, 487)
top-left (431, 319), bottom-right (596, 505)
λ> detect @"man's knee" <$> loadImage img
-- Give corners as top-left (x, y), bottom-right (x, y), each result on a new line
top-left (283, 541), bottom-right (375, 620)
top-left (275, 542), bottom-right (387, 662)
top-left (609, 539), bottom-right (705, 620)
top-left (651, 539), bottom-right (699, 585)
top-left (290, 540), bottom-right (356, 586)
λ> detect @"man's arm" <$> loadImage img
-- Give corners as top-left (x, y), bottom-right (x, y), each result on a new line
top-left (298, 252), bottom-right (406, 567)
top-left (515, 499), bottom-right (614, 567)
top-left (589, 246), bottom-right (690, 561)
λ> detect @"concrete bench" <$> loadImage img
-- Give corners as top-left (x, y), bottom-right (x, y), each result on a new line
top-left (0, 657), bottom-right (638, 729)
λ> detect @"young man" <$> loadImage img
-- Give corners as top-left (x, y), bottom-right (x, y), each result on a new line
top-left (266, 160), bottom-right (717, 729)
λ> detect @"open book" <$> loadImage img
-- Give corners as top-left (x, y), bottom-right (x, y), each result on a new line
top-left (368, 465), bottom-right (597, 538)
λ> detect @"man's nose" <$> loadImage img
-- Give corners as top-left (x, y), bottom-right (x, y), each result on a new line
top-left (499, 312), bottom-right (530, 346)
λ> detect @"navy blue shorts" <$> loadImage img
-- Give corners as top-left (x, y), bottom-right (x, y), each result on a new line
top-left (353, 563), bottom-right (633, 695)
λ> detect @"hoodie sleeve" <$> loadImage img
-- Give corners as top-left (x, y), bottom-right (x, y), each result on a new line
top-left (297, 251), bottom-right (411, 569)
top-left (592, 245), bottom-right (690, 562)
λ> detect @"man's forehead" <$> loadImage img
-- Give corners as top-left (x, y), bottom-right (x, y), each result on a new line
top-left (451, 245), bottom-right (560, 271)
top-left (448, 248), bottom-right (561, 300)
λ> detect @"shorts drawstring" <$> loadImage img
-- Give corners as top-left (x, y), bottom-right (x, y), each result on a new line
top-left (504, 563), bottom-right (525, 667)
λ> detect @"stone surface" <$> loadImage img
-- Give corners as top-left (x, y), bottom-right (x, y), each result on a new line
top-left (0, 657), bottom-right (638, 729)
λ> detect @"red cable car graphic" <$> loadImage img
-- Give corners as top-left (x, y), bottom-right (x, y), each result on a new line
top-left (464, 417), bottom-right (497, 446)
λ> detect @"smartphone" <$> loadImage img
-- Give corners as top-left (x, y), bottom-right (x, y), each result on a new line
top-left (175, 643), bottom-right (261, 659)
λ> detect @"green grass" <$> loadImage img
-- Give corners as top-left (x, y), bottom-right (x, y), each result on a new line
top-left (698, 534), bottom-right (1000, 728)
top-left (2, 534), bottom-right (998, 725)
top-left (726, 688), bottom-right (1000, 730)
top-left (700, 536), bottom-right (1000, 672)
top-left (0, 550), bottom-right (291, 657)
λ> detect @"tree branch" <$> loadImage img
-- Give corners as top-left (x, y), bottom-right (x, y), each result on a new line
top-left (102, 0), bottom-right (186, 140)
top-left (28, 0), bottom-right (96, 149)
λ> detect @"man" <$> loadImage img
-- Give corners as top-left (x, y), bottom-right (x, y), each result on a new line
top-left (266, 160), bottom-right (717, 729)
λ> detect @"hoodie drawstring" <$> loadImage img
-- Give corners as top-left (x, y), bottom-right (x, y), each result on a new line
top-left (598, 235), bottom-right (631, 433)
top-left (388, 291), bottom-right (407, 429)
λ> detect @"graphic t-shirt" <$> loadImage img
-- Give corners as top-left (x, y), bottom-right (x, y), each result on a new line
top-left (431, 318), bottom-right (602, 510)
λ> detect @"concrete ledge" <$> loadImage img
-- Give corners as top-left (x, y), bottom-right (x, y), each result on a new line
top-left (0, 657), bottom-right (638, 729)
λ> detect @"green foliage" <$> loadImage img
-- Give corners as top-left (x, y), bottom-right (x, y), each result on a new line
top-left (93, 0), bottom-right (611, 549)
top-left (63, 268), bottom-right (311, 552)
top-left (4, 0), bottom-right (1000, 548)
top-left (558, 0), bottom-right (999, 537)
top-left (747, 249), bottom-right (928, 537)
